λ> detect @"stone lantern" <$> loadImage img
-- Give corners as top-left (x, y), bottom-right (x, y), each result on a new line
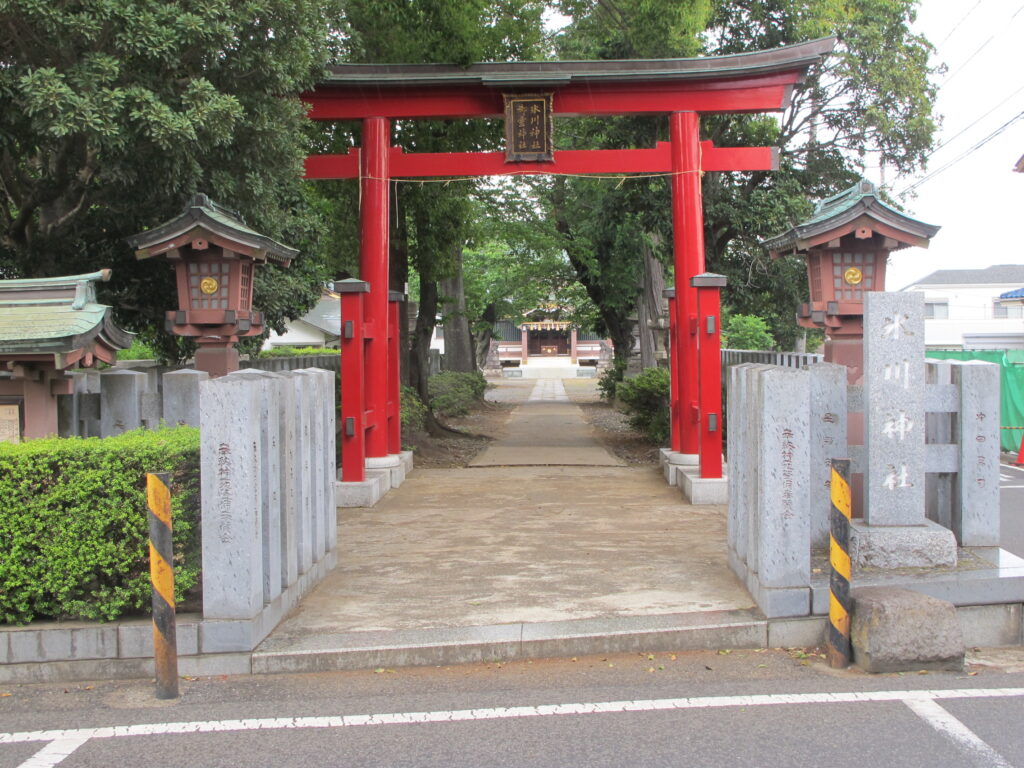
top-left (762, 179), bottom-right (939, 384)
top-left (128, 194), bottom-right (297, 377)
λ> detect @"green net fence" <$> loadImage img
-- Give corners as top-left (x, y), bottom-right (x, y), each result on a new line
top-left (925, 350), bottom-right (1024, 452)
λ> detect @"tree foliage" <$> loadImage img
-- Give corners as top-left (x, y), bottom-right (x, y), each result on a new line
top-left (702, 0), bottom-right (939, 348)
top-left (0, 0), bottom-right (341, 358)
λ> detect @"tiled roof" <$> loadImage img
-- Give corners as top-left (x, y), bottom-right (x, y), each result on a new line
top-left (761, 178), bottom-right (939, 254)
top-left (911, 265), bottom-right (1024, 286)
top-left (129, 194), bottom-right (298, 264)
top-left (1000, 286), bottom-right (1024, 299)
top-left (0, 271), bottom-right (132, 355)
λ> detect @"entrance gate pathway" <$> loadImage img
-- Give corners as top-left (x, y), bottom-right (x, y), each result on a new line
top-left (253, 378), bottom-right (775, 673)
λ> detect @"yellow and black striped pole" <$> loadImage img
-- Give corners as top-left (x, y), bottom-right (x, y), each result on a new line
top-left (147, 472), bottom-right (179, 699)
top-left (827, 458), bottom-right (853, 669)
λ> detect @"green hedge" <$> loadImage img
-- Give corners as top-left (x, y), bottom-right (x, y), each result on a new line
top-left (0, 427), bottom-right (201, 625)
top-left (257, 346), bottom-right (338, 358)
top-left (617, 366), bottom-right (671, 444)
top-left (427, 371), bottom-right (488, 417)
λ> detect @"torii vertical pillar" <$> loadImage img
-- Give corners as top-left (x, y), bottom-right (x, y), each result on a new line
top-left (360, 117), bottom-right (391, 460)
top-left (670, 111), bottom-right (703, 460)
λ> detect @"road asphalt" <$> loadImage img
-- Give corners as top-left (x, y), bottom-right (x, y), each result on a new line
top-left (3, 647), bottom-right (1024, 768)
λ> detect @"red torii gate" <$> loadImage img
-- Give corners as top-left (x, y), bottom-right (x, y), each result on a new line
top-left (303, 38), bottom-right (835, 487)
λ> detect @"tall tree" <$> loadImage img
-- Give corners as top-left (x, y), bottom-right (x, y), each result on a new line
top-left (0, 0), bottom-right (342, 358)
top-left (700, 0), bottom-right (939, 348)
top-left (545, 0), bottom-right (938, 353)
top-left (544, 0), bottom-right (711, 365)
top-left (316, 0), bottom-right (548, 401)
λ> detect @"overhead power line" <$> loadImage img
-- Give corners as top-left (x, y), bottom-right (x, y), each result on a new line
top-left (942, 2), bottom-right (1024, 86)
top-left (897, 109), bottom-right (1024, 197)
top-left (939, 0), bottom-right (984, 44)
top-left (925, 82), bottom-right (1024, 159)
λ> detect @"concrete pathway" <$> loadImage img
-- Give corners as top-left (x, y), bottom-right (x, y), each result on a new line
top-left (256, 377), bottom-right (757, 669)
top-left (470, 378), bottom-right (624, 468)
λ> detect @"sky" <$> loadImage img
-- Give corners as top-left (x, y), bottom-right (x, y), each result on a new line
top-left (882, 0), bottom-right (1024, 289)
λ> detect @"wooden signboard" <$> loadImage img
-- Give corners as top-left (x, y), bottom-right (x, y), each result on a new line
top-left (0, 403), bottom-right (21, 444)
top-left (504, 93), bottom-right (553, 162)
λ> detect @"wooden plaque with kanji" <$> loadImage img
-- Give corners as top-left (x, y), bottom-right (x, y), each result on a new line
top-left (503, 93), bottom-right (553, 162)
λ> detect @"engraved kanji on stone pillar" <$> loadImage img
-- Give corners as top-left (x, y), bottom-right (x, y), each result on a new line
top-left (863, 292), bottom-right (926, 526)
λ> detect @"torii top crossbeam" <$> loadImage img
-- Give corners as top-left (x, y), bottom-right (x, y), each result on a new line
top-left (304, 38), bottom-right (836, 485)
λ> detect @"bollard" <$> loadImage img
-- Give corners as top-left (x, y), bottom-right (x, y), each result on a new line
top-left (827, 458), bottom-right (853, 669)
top-left (147, 472), bottom-right (179, 699)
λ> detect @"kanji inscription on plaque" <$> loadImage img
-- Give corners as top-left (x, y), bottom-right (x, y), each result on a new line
top-left (0, 404), bottom-right (21, 443)
top-left (504, 93), bottom-right (553, 162)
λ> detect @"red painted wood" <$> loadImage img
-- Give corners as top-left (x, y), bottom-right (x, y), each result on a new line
top-left (304, 75), bottom-right (798, 121)
top-left (304, 143), bottom-right (775, 180)
top-left (670, 111), bottom-right (704, 457)
top-left (387, 298), bottom-right (401, 455)
top-left (340, 291), bottom-right (366, 482)
top-left (667, 296), bottom-right (681, 454)
top-left (697, 286), bottom-right (723, 479)
top-left (361, 117), bottom-right (391, 459)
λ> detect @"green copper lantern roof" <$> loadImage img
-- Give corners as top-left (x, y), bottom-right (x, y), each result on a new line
top-left (128, 194), bottom-right (298, 264)
top-left (0, 270), bottom-right (133, 358)
top-left (761, 179), bottom-right (940, 256)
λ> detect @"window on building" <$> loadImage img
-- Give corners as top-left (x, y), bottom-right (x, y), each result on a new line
top-left (993, 301), bottom-right (1024, 319)
top-left (924, 301), bottom-right (948, 319)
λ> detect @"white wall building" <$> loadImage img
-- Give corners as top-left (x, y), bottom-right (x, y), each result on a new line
top-left (901, 264), bottom-right (1024, 350)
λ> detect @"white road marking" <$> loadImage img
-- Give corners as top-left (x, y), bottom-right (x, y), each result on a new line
top-left (904, 698), bottom-right (1014, 768)
top-left (18, 737), bottom-right (90, 768)
top-left (5, 687), bottom-right (1024, 768)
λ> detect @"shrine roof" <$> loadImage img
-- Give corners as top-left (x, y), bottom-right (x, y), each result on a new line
top-left (129, 194), bottom-right (298, 264)
top-left (0, 270), bottom-right (133, 356)
top-left (910, 265), bottom-right (1024, 287)
top-left (320, 37), bottom-right (836, 88)
top-left (761, 179), bottom-right (940, 255)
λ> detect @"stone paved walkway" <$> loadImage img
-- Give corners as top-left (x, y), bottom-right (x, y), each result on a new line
top-left (259, 378), bottom-right (752, 647)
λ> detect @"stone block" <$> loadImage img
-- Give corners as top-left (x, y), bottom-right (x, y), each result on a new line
top-left (806, 363), bottom-right (848, 550)
top-left (957, 603), bottom-right (1022, 647)
top-left (162, 369), bottom-right (208, 427)
top-left (767, 617), bottom-right (826, 649)
top-left (863, 292), bottom-right (926, 526)
top-left (0, 630), bottom-right (8, 663)
top-left (291, 372), bottom-right (314, 573)
top-left (756, 367), bottom-right (811, 589)
top-left (7, 625), bottom-right (117, 663)
top-left (117, 619), bottom-right (200, 658)
top-left (199, 615), bottom-right (272, 653)
top-left (276, 372), bottom-right (300, 589)
top-left (851, 587), bottom-right (964, 672)
top-left (200, 374), bottom-right (265, 620)
top-left (726, 364), bottom-right (747, 565)
top-left (679, 466), bottom-right (729, 505)
top-left (849, 519), bottom-right (957, 569)
top-left (750, 582), bottom-right (811, 619)
top-left (296, 370), bottom-right (327, 562)
top-left (954, 361), bottom-right (1001, 547)
top-left (99, 369), bottom-right (148, 436)
top-left (336, 470), bottom-right (389, 508)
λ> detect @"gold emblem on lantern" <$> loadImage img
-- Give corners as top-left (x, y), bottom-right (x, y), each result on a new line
top-left (199, 277), bottom-right (220, 295)
top-left (844, 267), bottom-right (863, 286)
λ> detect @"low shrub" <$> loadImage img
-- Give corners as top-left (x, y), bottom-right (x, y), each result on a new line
top-left (427, 370), bottom-right (488, 417)
top-left (723, 314), bottom-right (774, 351)
top-left (400, 385), bottom-right (428, 433)
top-left (117, 339), bottom-right (158, 360)
top-left (257, 346), bottom-right (338, 358)
top-left (597, 358), bottom-right (626, 401)
top-left (616, 366), bottom-right (671, 444)
top-left (0, 427), bottom-right (201, 625)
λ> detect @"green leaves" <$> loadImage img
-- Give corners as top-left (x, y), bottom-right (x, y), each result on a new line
top-left (0, 428), bottom-right (201, 625)
top-left (0, 0), bottom-right (341, 353)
